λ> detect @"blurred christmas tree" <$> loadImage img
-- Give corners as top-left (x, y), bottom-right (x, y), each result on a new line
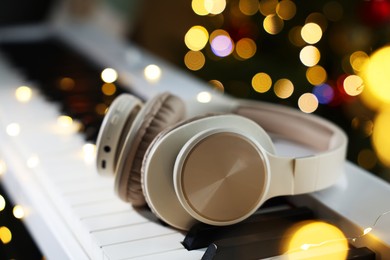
top-left (132, 0), bottom-right (390, 181)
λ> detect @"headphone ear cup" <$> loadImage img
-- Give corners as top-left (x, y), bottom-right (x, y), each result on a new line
top-left (115, 93), bottom-right (185, 206)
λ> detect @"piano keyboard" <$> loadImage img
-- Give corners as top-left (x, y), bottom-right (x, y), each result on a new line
top-left (0, 25), bottom-right (389, 259)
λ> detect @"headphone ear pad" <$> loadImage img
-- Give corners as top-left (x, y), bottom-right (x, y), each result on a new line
top-left (115, 93), bottom-right (185, 206)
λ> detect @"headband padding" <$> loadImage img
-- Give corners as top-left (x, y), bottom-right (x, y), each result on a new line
top-left (125, 93), bottom-right (185, 206)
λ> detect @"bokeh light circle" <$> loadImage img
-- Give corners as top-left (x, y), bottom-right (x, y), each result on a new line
top-left (360, 46), bottom-right (390, 103)
top-left (372, 110), bottom-right (390, 167)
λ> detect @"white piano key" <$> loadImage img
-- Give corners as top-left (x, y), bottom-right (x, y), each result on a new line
top-left (92, 221), bottom-right (177, 247)
top-left (56, 176), bottom-right (112, 194)
top-left (73, 198), bottom-right (131, 219)
top-left (132, 248), bottom-right (205, 260)
top-left (64, 187), bottom-right (117, 206)
top-left (82, 209), bottom-right (153, 232)
top-left (102, 233), bottom-right (186, 260)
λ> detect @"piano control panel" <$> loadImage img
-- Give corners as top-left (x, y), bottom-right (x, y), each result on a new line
top-left (0, 24), bottom-right (389, 259)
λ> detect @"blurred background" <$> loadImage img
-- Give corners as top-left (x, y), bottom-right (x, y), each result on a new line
top-left (0, 0), bottom-right (390, 258)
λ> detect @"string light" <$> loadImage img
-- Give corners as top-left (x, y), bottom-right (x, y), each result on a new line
top-left (0, 195), bottom-right (5, 211)
top-left (144, 64), bottom-right (162, 82)
top-left (101, 68), bottom-right (118, 83)
top-left (15, 86), bottom-right (33, 103)
top-left (0, 226), bottom-right (12, 244)
top-left (13, 205), bottom-right (25, 219)
top-left (197, 91), bottom-right (212, 103)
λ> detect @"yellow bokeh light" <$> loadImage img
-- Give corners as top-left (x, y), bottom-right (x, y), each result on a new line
top-left (298, 93), bottom-right (319, 113)
top-left (184, 50), bottom-right (206, 71)
top-left (306, 65), bottom-right (327, 85)
top-left (252, 72), bottom-right (272, 93)
top-left (276, 0), bottom-right (296, 21)
top-left (263, 14), bottom-right (284, 35)
top-left (101, 83), bottom-right (117, 96)
top-left (306, 13), bottom-right (328, 32)
top-left (6, 123), bottom-right (20, 137)
top-left (101, 68), bottom-right (118, 83)
top-left (59, 77), bottom-right (75, 91)
top-left (284, 221), bottom-right (348, 260)
top-left (192, 0), bottom-right (209, 15)
top-left (259, 0), bottom-right (278, 16)
top-left (205, 0), bottom-right (226, 14)
top-left (15, 86), bottom-right (32, 103)
top-left (144, 64), bottom-right (162, 82)
top-left (0, 195), bottom-right (5, 212)
top-left (300, 46), bottom-right (321, 67)
top-left (197, 91), bottom-right (212, 103)
top-left (301, 23), bottom-right (322, 44)
top-left (185, 26), bottom-right (209, 51)
top-left (344, 75), bottom-right (364, 96)
top-left (360, 46), bottom-right (390, 103)
top-left (358, 149), bottom-right (377, 170)
top-left (236, 38), bottom-right (257, 59)
top-left (0, 226), bottom-right (12, 244)
top-left (57, 115), bottom-right (73, 128)
top-left (350, 51), bottom-right (369, 73)
top-left (13, 205), bottom-right (25, 219)
top-left (274, 78), bottom-right (294, 99)
top-left (372, 110), bottom-right (390, 166)
top-left (209, 80), bottom-right (225, 92)
top-left (239, 0), bottom-right (259, 16)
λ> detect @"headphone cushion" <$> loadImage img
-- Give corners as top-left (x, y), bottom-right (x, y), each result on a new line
top-left (126, 93), bottom-right (185, 206)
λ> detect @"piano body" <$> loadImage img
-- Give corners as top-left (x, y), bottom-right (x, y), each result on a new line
top-left (0, 1), bottom-right (390, 259)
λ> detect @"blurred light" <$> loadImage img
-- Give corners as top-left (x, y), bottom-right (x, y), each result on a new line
top-left (0, 226), bottom-right (12, 244)
top-left (95, 103), bottom-right (108, 116)
top-left (301, 23), bottom-right (322, 44)
top-left (259, 0), bottom-right (278, 16)
top-left (0, 160), bottom-right (7, 176)
top-left (15, 86), bottom-right (32, 103)
top-left (306, 13), bottom-right (328, 32)
top-left (263, 14), bottom-right (284, 35)
top-left (323, 1), bottom-right (344, 22)
top-left (350, 51), bottom-right (369, 73)
top-left (144, 64), bottom-right (162, 82)
top-left (210, 30), bottom-right (234, 57)
top-left (288, 26), bottom-right (305, 47)
top-left (197, 91), bottom-right (212, 103)
top-left (235, 38), bottom-right (257, 59)
top-left (13, 205), bottom-right (25, 219)
top-left (59, 77), bottom-right (75, 91)
top-left (239, 0), bottom-right (259, 16)
top-left (83, 143), bottom-right (96, 163)
top-left (298, 93), bottom-right (319, 113)
top-left (101, 83), bottom-right (117, 96)
top-left (252, 72), bottom-right (272, 93)
top-left (360, 46), bottom-right (390, 104)
top-left (274, 79), bottom-right (294, 99)
top-left (209, 80), bottom-right (225, 92)
top-left (6, 123), bottom-right (20, 137)
top-left (343, 75), bottom-right (364, 96)
top-left (192, 0), bottom-right (209, 15)
top-left (205, 0), bottom-right (226, 15)
top-left (27, 155), bottom-right (40, 169)
top-left (0, 195), bottom-right (5, 212)
top-left (284, 221), bottom-right (348, 259)
top-left (358, 149), bottom-right (377, 170)
top-left (101, 68), bottom-right (118, 83)
top-left (185, 26), bottom-right (209, 51)
top-left (300, 46), bottom-right (320, 67)
top-left (313, 84), bottom-right (334, 104)
top-left (306, 65), bottom-right (327, 85)
top-left (57, 115), bottom-right (73, 128)
top-left (373, 110), bottom-right (390, 166)
top-left (276, 0), bottom-right (296, 20)
top-left (184, 51), bottom-right (206, 71)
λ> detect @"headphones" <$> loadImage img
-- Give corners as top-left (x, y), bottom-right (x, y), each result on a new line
top-left (96, 92), bottom-right (347, 231)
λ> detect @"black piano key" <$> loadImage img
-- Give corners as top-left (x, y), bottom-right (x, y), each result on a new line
top-left (183, 207), bottom-right (314, 250)
top-left (0, 38), bottom-right (134, 143)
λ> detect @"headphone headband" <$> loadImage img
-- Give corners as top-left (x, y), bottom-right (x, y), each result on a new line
top-left (233, 100), bottom-right (347, 196)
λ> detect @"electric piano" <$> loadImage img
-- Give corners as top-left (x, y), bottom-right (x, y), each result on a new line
top-left (0, 5), bottom-right (390, 260)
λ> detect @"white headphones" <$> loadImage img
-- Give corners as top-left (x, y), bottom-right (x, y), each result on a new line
top-left (96, 92), bottom-right (347, 230)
